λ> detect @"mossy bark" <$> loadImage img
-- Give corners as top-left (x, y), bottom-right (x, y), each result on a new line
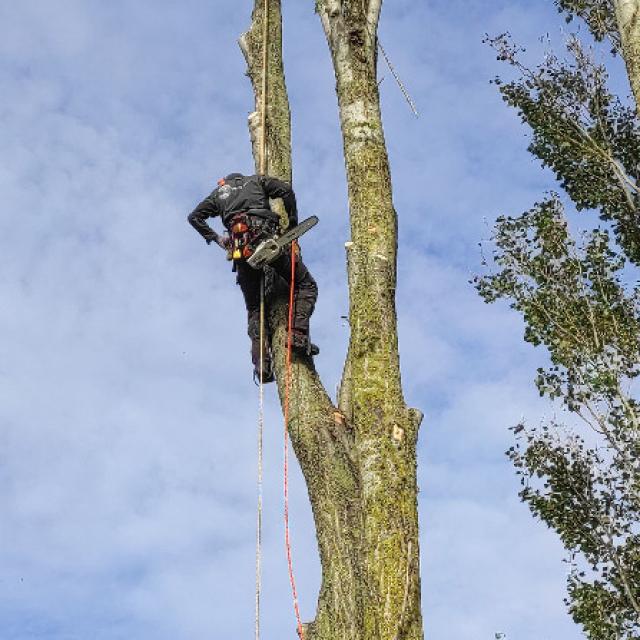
top-left (614, 0), bottom-right (640, 114)
top-left (240, 1), bottom-right (424, 638)
top-left (317, 2), bottom-right (424, 638)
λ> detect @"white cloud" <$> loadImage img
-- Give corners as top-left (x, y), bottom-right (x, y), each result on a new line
top-left (0, 1), bottom-right (590, 638)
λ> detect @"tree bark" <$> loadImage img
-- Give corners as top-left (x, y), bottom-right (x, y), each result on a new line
top-left (316, 3), bottom-right (423, 638)
top-left (614, 0), bottom-right (640, 113)
top-left (240, 2), bottom-right (424, 638)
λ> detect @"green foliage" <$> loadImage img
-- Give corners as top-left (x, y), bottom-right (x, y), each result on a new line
top-left (476, 196), bottom-right (640, 413)
top-left (487, 34), bottom-right (640, 262)
top-left (569, 563), bottom-right (640, 640)
top-left (480, 8), bottom-right (640, 639)
top-left (476, 200), bottom-right (640, 639)
top-left (506, 419), bottom-right (640, 638)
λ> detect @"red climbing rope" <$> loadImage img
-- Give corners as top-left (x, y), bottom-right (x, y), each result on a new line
top-left (284, 240), bottom-right (305, 639)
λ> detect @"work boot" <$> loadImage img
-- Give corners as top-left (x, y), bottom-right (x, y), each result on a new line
top-left (290, 330), bottom-right (320, 357)
top-left (251, 341), bottom-right (275, 384)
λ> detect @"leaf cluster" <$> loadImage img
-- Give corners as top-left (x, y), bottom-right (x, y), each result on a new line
top-left (509, 420), bottom-right (640, 638)
top-left (477, 194), bottom-right (640, 634)
top-left (553, 0), bottom-right (620, 49)
top-left (476, 196), bottom-right (640, 410)
top-left (481, 13), bottom-right (640, 637)
top-left (488, 34), bottom-right (640, 262)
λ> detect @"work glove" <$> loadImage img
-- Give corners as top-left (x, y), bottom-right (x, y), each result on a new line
top-left (213, 236), bottom-right (230, 251)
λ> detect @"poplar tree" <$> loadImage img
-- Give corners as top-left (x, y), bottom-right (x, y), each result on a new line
top-left (239, 1), bottom-right (423, 639)
top-left (477, 2), bottom-right (640, 638)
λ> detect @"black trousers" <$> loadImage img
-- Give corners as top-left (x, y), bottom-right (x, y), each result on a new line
top-left (236, 247), bottom-right (318, 345)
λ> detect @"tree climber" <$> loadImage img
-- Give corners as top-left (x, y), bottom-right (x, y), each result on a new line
top-left (188, 172), bottom-right (319, 383)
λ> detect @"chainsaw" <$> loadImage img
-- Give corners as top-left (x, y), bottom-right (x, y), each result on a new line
top-left (247, 215), bottom-right (318, 269)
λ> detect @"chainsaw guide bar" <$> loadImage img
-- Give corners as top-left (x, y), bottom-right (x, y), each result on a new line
top-left (247, 215), bottom-right (319, 269)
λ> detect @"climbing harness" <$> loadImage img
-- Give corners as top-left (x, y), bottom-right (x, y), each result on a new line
top-left (229, 214), bottom-right (277, 263)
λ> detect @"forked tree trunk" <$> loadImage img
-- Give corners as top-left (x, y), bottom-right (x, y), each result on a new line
top-left (239, 2), bottom-right (423, 638)
top-left (614, 0), bottom-right (640, 113)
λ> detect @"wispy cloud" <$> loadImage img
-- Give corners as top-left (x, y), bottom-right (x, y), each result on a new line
top-left (0, 1), bottom-right (589, 638)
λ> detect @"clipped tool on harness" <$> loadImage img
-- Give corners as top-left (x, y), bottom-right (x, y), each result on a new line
top-left (230, 217), bottom-right (254, 261)
top-left (247, 216), bottom-right (318, 270)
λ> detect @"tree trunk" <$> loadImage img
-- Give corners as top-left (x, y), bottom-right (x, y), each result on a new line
top-left (240, 2), bottom-right (424, 638)
top-left (614, 0), bottom-right (640, 113)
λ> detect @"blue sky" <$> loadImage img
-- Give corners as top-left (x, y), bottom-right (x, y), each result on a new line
top-left (1, 1), bottom-right (622, 638)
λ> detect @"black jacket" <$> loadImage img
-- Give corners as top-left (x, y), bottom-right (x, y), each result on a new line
top-left (188, 173), bottom-right (298, 244)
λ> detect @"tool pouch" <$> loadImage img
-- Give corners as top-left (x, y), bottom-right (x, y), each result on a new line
top-left (229, 214), bottom-right (254, 261)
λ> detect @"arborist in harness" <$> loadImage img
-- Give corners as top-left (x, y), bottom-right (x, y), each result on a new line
top-left (188, 172), bottom-right (319, 383)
